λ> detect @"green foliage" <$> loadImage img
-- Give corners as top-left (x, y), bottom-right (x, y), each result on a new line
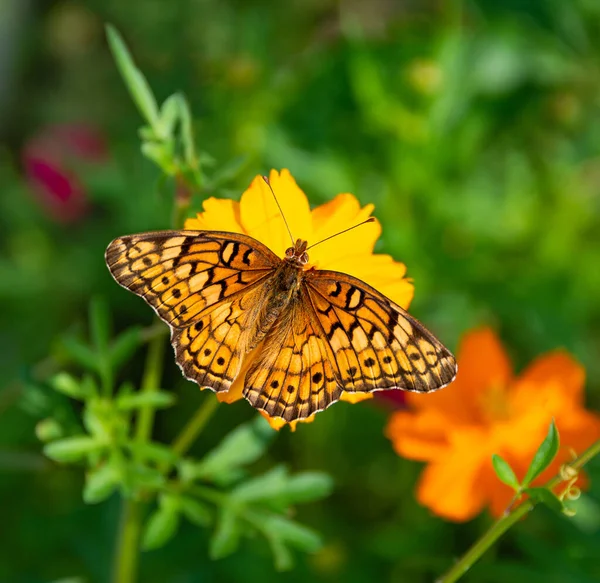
top-left (492, 420), bottom-right (566, 514)
top-left (38, 301), bottom-right (331, 570)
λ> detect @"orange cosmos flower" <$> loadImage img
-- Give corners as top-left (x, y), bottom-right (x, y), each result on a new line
top-left (185, 169), bottom-right (414, 429)
top-left (385, 327), bottom-right (600, 521)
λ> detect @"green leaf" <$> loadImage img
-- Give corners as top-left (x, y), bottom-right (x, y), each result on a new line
top-left (266, 534), bottom-right (294, 571)
top-left (210, 505), bottom-right (241, 559)
top-left (232, 467), bottom-right (333, 508)
top-left (142, 496), bottom-right (181, 550)
top-left (179, 496), bottom-right (212, 527)
top-left (90, 297), bottom-right (111, 354)
top-left (84, 463), bottom-right (119, 504)
top-left (127, 441), bottom-right (178, 465)
top-left (522, 419), bottom-right (560, 487)
top-left (109, 326), bottom-right (142, 372)
top-left (105, 24), bottom-right (160, 130)
top-left (193, 416), bottom-right (275, 482)
top-left (44, 436), bottom-right (105, 463)
top-left (51, 373), bottom-right (91, 400)
top-left (263, 515), bottom-right (322, 552)
top-left (492, 454), bottom-right (520, 491)
top-left (524, 487), bottom-right (564, 514)
top-left (140, 142), bottom-right (177, 175)
top-left (61, 337), bottom-right (98, 371)
top-left (35, 418), bottom-right (64, 442)
top-left (126, 464), bottom-right (166, 495)
top-left (116, 391), bottom-right (176, 411)
top-left (176, 94), bottom-right (203, 186)
top-left (157, 94), bottom-right (180, 140)
top-left (275, 472), bottom-right (334, 505)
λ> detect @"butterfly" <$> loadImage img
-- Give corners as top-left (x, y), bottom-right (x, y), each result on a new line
top-left (105, 192), bottom-right (456, 423)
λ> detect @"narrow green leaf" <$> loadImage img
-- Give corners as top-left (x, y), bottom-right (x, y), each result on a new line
top-left (524, 487), bottom-right (564, 514)
top-left (116, 391), bottom-right (176, 411)
top-left (51, 373), bottom-right (89, 400)
top-left (492, 454), bottom-right (520, 491)
top-left (44, 436), bottom-right (105, 463)
top-left (35, 418), bottom-right (64, 442)
top-left (142, 502), bottom-right (180, 550)
top-left (157, 94), bottom-right (180, 140)
top-left (105, 24), bottom-right (160, 129)
top-left (61, 337), bottom-right (98, 372)
top-left (109, 326), bottom-right (142, 372)
top-left (176, 94), bottom-right (203, 186)
top-left (84, 464), bottom-right (118, 504)
top-left (90, 297), bottom-right (111, 354)
top-left (140, 142), bottom-right (177, 175)
top-left (522, 419), bottom-right (560, 487)
top-left (232, 465), bottom-right (288, 503)
top-left (127, 441), bottom-right (178, 465)
top-left (210, 505), bottom-right (241, 559)
top-left (276, 472), bottom-right (334, 505)
top-left (179, 496), bottom-right (212, 527)
top-left (266, 534), bottom-right (294, 571)
top-left (194, 416), bottom-right (275, 481)
top-left (264, 515), bottom-right (322, 552)
top-left (126, 464), bottom-right (166, 495)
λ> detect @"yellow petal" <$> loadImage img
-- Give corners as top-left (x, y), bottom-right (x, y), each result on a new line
top-left (261, 411), bottom-right (316, 431)
top-left (310, 194), bottom-right (380, 264)
top-left (240, 169), bottom-right (312, 257)
top-left (340, 391), bottom-right (374, 404)
top-left (184, 198), bottom-right (243, 232)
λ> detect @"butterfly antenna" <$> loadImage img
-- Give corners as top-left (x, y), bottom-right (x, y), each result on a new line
top-left (262, 175), bottom-right (295, 245)
top-left (306, 217), bottom-right (376, 251)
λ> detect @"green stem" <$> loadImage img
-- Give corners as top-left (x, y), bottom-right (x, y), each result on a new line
top-left (171, 394), bottom-right (220, 458)
top-left (112, 499), bottom-right (143, 583)
top-left (112, 331), bottom-right (166, 583)
top-left (436, 438), bottom-right (600, 583)
top-left (135, 331), bottom-right (166, 443)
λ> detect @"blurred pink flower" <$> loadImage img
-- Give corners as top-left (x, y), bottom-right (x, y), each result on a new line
top-left (22, 123), bottom-right (108, 222)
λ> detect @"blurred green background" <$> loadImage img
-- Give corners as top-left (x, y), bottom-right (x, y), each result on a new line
top-left (2, 0), bottom-right (600, 581)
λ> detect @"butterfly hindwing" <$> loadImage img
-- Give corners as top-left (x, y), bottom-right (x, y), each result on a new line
top-left (243, 290), bottom-right (341, 421)
top-left (305, 270), bottom-right (457, 395)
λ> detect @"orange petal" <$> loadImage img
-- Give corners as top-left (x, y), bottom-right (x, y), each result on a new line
top-left (408, 327), bottom-right (512, 424)
top-left (512, 351), bottom-right (585, 407)
top-left (184, 198), bottom-right (243, 232)
top-left (385, 409), bottom-right (452, 462)
top-left (239, 169), bottom-right (312, 258)
top-left (416, 428), bottom-right (491, 521)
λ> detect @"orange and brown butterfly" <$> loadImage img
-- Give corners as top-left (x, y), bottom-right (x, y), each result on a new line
top-left (105, 169), bottom-right (456, 428)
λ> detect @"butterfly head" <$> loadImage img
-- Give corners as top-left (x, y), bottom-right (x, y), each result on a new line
top-left (285, 239), bottom-right (309, 266)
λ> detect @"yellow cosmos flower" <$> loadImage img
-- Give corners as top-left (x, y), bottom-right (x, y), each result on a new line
top-left (185, 169), bottom-right (414, 429)
top-left (385, 327), bottom-right (600, 521)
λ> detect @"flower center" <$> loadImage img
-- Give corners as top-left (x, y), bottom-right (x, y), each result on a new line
top-left (479, 383), bottom-right (511, 422)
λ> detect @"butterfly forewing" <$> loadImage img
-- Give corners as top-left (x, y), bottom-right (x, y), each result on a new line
top-left (305, 270), bottom-right (456, 395)
top-left (106, 230), bottom-right (279, 393)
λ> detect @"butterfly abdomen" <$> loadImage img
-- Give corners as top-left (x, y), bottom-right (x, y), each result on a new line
top-left (247, 262), bottom-right (302, 350)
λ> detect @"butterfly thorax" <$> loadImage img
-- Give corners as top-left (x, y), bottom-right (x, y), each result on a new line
top-left (247, 242), bottom-right (308, 350)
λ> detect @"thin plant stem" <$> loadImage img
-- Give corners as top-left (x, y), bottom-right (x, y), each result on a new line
top-left (436, 438), bottom-right (600, 583)
top-left (112, 331), bottom-right (166, 583)
top-left (171, 394), bottom-right (220, 458)
top-left (112, 498), bottom-right (143, 583)
top-left (135, 331), bottom-right (167, 443)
